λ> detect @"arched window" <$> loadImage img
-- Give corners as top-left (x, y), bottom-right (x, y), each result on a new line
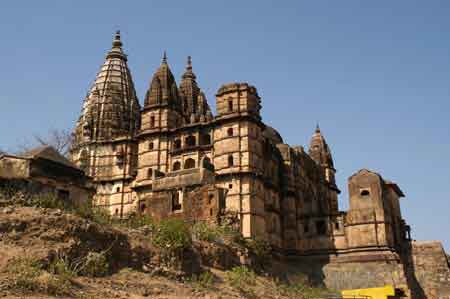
top-left (174, 139), bottom-right (182, 150)
top-left (140, 203), bottom-right (146, 213)
top-left (147, 168), bottom-right (153, 179)
top-left (360, 189), bottom-right (370, 197)
top-left (227, 128), bottom-right (233, 137)
top-left (115, 208), bottom-right (119, 216)
top-left (200, 134), bottom-right (211, 145)
top-left (148, 141), bottom-right (154, 150)
top-left (185, 135), bottom-right (196, 147)
top-left (184, 158), bottom-right (196, 169)
top-left (228, 99), bottom-right (233, 112)
top-left (228, 155), bottom-right (234, 167)
top-left (172, 191), bottom-right (182, 211)
top-left (150, 115), bottom-right (155, 128)
top-left (172, 161), bottom-right (181, 171)
top-left (202, 156), bottom-right (211, 167)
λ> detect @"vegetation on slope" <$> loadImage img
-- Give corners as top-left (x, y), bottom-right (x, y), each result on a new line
top-left (0, 185), bottom-right (331, 298)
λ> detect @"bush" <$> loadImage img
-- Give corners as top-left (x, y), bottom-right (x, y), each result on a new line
top-left (192, 221), bottom-right (244, 245)
top-left (226, 266), bottom-right (256, 290)
top-left (153, 219), bottom-right (192, 251)
top-left (152, 219), bottom-right (192, 266)
top-left (122, 212), bottom-right (154, 229)
top-left (190, 271), bottom-right (215, 290)
top-left (5, 257), bottom-right (42, 292)
top-left (27, 192), bottom-right (66, 210)
top-left (245, 238), bottom-right (272, 262)
top-left (4, 256), bottom-right (74, 296)
top-left (79, 251), bottom-right (109, 277)
top-left (48, 254), bottom-right (77, 279)
top-left (192, 222), bottom-right (220, 242)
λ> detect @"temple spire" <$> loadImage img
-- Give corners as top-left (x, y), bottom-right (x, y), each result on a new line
top-left (106, 30), bottom-right (126, 61)
top-left (186, 55), bottom-right (192, 71)
top-left (112, 30), bottom-right (122, 47)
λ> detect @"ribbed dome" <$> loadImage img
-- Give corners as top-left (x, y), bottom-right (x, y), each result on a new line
top-left (144, 52), bottom-right (180, 108)
top-left (308, 125), bottom-right (334, 169)
top-left (72, 31), bottom-right (141, 147)
top-left (263, 126), bottom-right (283, 144)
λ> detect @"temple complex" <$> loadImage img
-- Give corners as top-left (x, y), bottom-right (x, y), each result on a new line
top-left (68, 32), bottom-right (450, 298)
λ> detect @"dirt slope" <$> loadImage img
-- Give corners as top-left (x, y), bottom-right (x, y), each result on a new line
top-left (0, 206), bottom-right (328, 299)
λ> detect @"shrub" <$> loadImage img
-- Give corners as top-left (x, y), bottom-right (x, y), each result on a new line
top-left (79, 251), bottom-right (109, 277)
top-left (191, 271), bottom-right (215, 290)
top-left (153, 219), bottom-right (192, 266)
top-left (192, 221), bottom-right (244, 246)
top-left (245, 238), bottom-right (272, 262)
top-left (28, 192), bottom-right (66, 210)
top-left (192, 222), bottom-right (220, 242)
top-left (153, 219), bottom-right (192, 251)
top-left (48, 254), bottom-right (77, 279)
top-left (71, 201), bottom-right (112, 225)
top-left (122, 212), bottom-right (154, 229)
top-left (226, 266), bottom-right (256, 290)
top-left (5, 257), bottom-right (42, 292)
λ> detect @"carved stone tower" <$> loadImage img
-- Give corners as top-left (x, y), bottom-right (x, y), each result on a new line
top-left (214, 83), bottom-right (265, 239)
top-left (309, 125), bottom-right (339, 212)
top-left (70, 31), bottom-right (141, 217)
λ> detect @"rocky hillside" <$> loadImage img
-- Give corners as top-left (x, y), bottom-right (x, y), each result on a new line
top-left (0, 197), bottom-right (330, 299)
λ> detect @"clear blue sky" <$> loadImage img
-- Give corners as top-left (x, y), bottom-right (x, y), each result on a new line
top-left (1, 1), bottom-right (449, 251)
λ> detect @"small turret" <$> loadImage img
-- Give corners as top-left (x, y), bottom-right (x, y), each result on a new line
top-left (144, 52), bottom-right (180, 109)
top-left (179, 56), bottom-right (212, 123)
top-left (215, 83), bottom-right (261, 120)
top-left (309, 125), bottom-right (338, 190)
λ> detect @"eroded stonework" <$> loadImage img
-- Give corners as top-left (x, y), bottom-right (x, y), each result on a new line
top-left (69, 32), bottom-right (450, 298)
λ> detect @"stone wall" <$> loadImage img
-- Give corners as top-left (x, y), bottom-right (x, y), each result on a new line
top-left (409, 241), bottom-right (450, 299)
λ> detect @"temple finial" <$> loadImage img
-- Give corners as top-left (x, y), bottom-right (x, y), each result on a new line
top-left (187, 55), bottom-right (192, 70)
top-left (162, 50), bottom-right (167, 64)
top-left (315, 123), bottom-right (321, 133)
top-left (112, 30), bottom-right (122, 48)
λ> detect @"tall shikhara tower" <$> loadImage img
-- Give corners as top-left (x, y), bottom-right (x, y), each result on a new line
top-left (70, 31), bottom-right (141, 217)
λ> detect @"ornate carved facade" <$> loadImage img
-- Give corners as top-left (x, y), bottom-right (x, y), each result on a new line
top-left (70, 32), bottom-right (412, 254)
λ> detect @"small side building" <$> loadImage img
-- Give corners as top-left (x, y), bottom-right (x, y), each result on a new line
top-left (0, 146), bottom-right (93, 205)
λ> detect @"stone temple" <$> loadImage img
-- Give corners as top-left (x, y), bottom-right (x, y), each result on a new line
top-left (68, 32), bottom-right (449, 297)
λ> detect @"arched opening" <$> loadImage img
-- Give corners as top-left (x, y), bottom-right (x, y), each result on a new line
top-left (150, 115), bottom-right (155, 128)
top-left (114, 208), bottom-right (119, 216)
top-left (147, 168), bottom-right (153, 179)
top-left (228, 99), bottom-right (233, 112)
top-left (172, 161), bottom-right (181, 171)
top-left (185, 135), bottom-right (196, 147)
top-left (172, 191), bottom-right (182, 211)
top-left (184, 158), bottom-right (196, 169)
top-left (227, 127), bottom-right (234, 137)
top-left (228, 155), bottom-right (234, 167)
top-left (316, 220), bottom-right (327, 235)
top-left (140, 203), bottom-right (146, 213)
top-left (148, 141), bottom-right (154, 150)
top-left (360, 189), bottom-right (370, 197)
top-left (202, 156), bottom-right (211, 166)
top-left (200, 134), bottom-right (211, 145)
top-left (173, 139), bottom-right (181, 150)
